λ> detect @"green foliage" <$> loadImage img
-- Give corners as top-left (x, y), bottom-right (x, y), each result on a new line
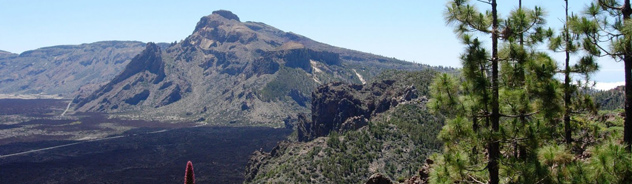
top-left (430, 1), bottom-right (578, 183)
top-left (308, 101), bottom-right (444, 183)
top-left (429, 109), bottom-right (632, 184)
top-left (593, 86), bottom-right (625, 110)
top-left (427, 73), bottom-right (460, 116)
top-left (570, 1), bottom-right (632, 61)
top-left (326, 131), bottom-right (342, 149)
top-left (431, 0), bottom-right (632, 182)
top-left (387, 104), bottom-right (444, 148)
top-left (546, 0), bottom-right (601, 147)
top-left (259, 66), bottom-right (316, 102)
top-left (570, 0), bottom-right (632, 153)
top-left (588, 140), bottom-right (632, 183)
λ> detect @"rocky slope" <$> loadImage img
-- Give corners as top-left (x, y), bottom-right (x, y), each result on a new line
top-left (244, 70), bottom-right (444, 183)
top-left (0, 41), bottom-right (148, 97)
top-left (0, 50), bottom-right (17, 60)
top-left (296, 79), bottom-right (420, 142)
top-left (74, 10), bottom-right (431, 126)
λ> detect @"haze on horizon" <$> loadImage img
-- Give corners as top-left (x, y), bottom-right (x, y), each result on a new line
top-left (0, 0), bottom-right (623, 90)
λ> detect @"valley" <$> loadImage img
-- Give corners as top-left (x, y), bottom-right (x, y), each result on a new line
top-left (0, 99), bottom-right (290, 183)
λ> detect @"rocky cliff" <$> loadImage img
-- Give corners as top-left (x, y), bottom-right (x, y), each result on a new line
top-left (74, 10), bottom-right (430, 126)
top-left (244, 70), bottom-right (444, 183)
top-left (296, 80), bottom-right (420, 141)
top-left (0, 41), bottom-right (147, 97)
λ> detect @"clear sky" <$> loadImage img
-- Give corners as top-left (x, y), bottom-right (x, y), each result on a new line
top-left (0, 0), bottom-right (623, 89)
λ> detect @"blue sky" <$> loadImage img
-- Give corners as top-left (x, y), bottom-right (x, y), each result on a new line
top-left (0, 0), bottom-right (623, 89)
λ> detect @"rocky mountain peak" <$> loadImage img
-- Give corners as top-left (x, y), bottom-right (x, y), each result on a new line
top-left (189, 10), bottom-right (260, 50)
top-left (144, 42), bottom-right (160, 52)
top-left (110, 42), bottom-right (165, 85)
top-left (212, 10), bottom-right (240, 21)
top-left (193, 10), bottom-right (242, 33)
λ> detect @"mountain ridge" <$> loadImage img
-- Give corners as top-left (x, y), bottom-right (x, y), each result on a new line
top-left (74, 10), bottom-right (435, 126)
top-left (0, 41), bottom-right (152, 97)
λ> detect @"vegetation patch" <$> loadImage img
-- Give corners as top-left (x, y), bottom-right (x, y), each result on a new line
top-left (259, 66), bottom-right (315, 102)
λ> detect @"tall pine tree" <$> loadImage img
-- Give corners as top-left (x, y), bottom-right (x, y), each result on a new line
top-left (549, 0), bottom-right (599, 145)
top-left (429, 0), bottom-right (557, 183)
top-left (571, 0), bottom-right (632, 151)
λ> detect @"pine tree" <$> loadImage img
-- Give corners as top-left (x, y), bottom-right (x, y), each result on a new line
top-left (185, 161), bottom-right (195, 184)
top-left (570, 0), bottom-right (632, 151)
top-left (549, 0), bottom-right (599, 145)
top-left (429, 0), bottom-right (557, 183)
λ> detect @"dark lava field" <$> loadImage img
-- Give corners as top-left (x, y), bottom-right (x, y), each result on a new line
top-left (0, 99), bottom-right (291, 183)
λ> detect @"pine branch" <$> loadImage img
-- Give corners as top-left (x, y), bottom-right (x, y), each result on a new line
top-left (590, 14), bottom-right (624, 38)
top-left (463, 18), bottom-right (492, 33)
top-left (468, 174), bottom-right (488, 184)
top-left (511, 14), bottom-right (545, 39)
top-left (598, 0), bottom-right (623, 10)
top-left (476, 0), bottom-right (492, 5)
top-left (586, 33), bottom-right (620, 57)
top-left (500, 111), bottom-right (539, 118)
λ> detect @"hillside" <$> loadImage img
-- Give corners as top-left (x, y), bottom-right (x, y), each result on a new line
top-left (593, 86), bottom-right (625, 110)
top-left (0, 41), bottom-right (147, 97)
top-left (245, 70), bottom-right (443, 183)
top-left (0, 50), bottom-right (17, 60)
top-left (74, 10), bottom-right (435, 126)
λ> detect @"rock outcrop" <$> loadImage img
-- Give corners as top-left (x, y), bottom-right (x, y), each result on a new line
top-left (110, 42), bottom-right (165, 85)
top-left (366, 173), bottom-right (393, 184)
top-left (400, 159), bottom-right (433, 184)
top-left (244, 141), bottom-right (292, 182)
top-left (297, 80), bottom-right (421, 141)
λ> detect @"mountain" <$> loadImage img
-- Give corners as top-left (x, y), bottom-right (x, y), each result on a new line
top-left (0, 41), bottom-right (148, 97)
top-left (75, 10), bottom-right (433, 126)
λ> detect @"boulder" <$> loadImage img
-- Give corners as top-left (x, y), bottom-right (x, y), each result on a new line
top-left (366, 173), bottom-right (393, 184)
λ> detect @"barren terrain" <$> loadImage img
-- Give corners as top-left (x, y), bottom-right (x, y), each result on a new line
top-left (0, 99), bottom-right (290, 183)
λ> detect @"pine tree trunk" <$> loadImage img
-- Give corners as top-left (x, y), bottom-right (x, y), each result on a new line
top-left (625, 52), bottom-right (632, 152)
top-left (519, 0), bottom-right (523, 46)
top-left (489, 0), bottom-right (500, 183)
top-left (564, 61), bottom-right (572, 144)
top-left (624, 0), bottom-right (632, 152)
top-left (564, 0), bottom-right (573, 145)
